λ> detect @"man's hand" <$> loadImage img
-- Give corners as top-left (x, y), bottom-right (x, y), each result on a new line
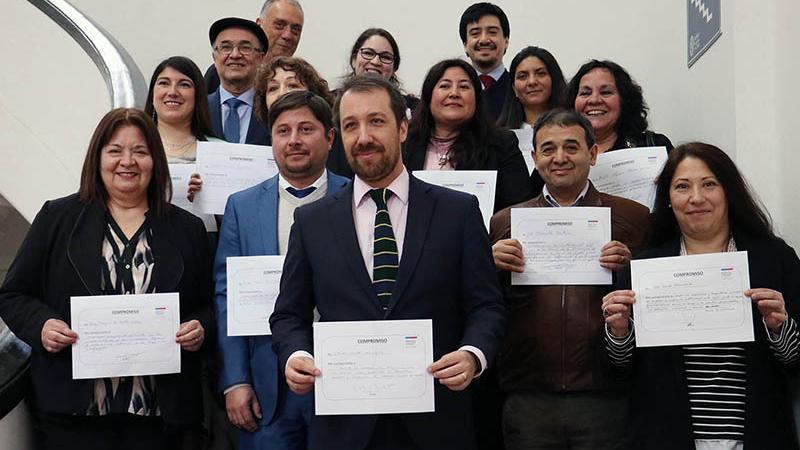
top-left (427, 350), bottom-right (477, 392)
top-left (40, 318), bottom-right (77, 353)
top-left (225, 385), bottom-right (261, 432)
top-left (599, 240), bottom-right (632, 271)
top-left (285, 356), bottom-right (320, 395)
top-left (493, 238), bottom-right (525, 273)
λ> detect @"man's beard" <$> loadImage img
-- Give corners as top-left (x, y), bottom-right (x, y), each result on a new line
top-left (347, 143), bottom-right (399, 182)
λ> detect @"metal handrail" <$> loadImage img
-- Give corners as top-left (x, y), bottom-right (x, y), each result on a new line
top-left (27, 0), bottom-right (147, 108)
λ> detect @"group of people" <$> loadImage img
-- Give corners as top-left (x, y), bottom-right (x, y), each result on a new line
top-left (0, 1), bottom-right (797, 450)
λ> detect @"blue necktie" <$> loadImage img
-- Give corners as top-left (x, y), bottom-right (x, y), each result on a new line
top-left (224, 97), bottom-right (244, 143)
top-left (286, 186), bottom-right (317, 198)
top-left (369, 188), bottom-right (398, 312)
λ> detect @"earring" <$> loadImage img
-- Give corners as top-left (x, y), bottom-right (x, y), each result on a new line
top-left (668, 203), bottom-right (672, 208)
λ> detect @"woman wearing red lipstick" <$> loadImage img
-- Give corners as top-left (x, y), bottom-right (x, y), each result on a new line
top-left (404, 58), bottom-right (532, 212)
top-left (0, 108), bottom-right (213, 450)
top-left (602, 143), bottom-right (800, 449)
top-left (567, 59), bottom-right (673, 154)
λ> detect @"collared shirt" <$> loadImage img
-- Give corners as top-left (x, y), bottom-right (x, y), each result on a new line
top-left (352, 169), bottom-right (410, 277)
top-left (542, 181), bottom-right (591, 207)
top-left (475, 64), bottom-right (506, 89)
top-left (219, 86), bottom-right (255, 144)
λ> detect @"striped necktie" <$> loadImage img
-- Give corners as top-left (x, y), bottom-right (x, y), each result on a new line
top-left (369, 188), bottom-right (398, 312)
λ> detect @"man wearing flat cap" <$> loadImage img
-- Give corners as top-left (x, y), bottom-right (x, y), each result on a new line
top-left (208, 17), bottom-right (269, 145)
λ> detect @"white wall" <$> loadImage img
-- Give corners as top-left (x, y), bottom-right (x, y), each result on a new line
top-left (3, 0), bottom-right (798, 246)
top-left (0, 2), bottom-right (108, 221)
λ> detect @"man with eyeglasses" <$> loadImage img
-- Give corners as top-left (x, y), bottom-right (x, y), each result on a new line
top-left (206, 0), bottom-right (305, 94)
top-left (208, 18), bottom-right (269, 145)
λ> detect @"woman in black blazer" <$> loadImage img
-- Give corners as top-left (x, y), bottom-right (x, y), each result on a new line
top-left (404, 58), bottom-right (532, 212)
top-left (602, 142), bottom-right (800, 449)
top-left (0, 108), bottom-right (213, 450)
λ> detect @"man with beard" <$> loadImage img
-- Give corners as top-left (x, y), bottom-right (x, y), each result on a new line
top-left (459, 2), bottom-right (510, 120)
top-left (215, 91), bottom-right (349, 449)
top-left (270, 76), bottom-right (506, 450)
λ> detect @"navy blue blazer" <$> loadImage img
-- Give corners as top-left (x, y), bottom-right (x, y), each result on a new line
top-left (214, 172), bottom-right (350, 426)
top-left (208, 88), bottom-right (269, 146)
top-left (484, 69), bottom-right (510, 121)
top-left (270, 174), bottom-right (506, 450)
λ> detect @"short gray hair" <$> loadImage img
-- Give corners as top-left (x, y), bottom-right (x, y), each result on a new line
top-left (260, 0), bottom-right (303, 18)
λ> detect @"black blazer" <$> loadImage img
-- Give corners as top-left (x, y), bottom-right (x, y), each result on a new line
top-left (484, 69), bottom-right (510, 120)
top-left (208, 88), bottom-right (270, 146)
top-left (621, 234), bottom-right (800, 449)
top-left (404, 129), bottom-right (533, 212)
top-left (270, 175), bottom-right (506, 450)
top-left (0, 194), bottom-right (214, 427)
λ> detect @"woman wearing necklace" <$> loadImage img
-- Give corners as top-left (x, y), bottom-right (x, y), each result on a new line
top-left (145, 57), bottom-right (218, 164)
top-left (0, 109), bottom-right (213, 449)
top-left (404, 59), bottom-right (532, 212)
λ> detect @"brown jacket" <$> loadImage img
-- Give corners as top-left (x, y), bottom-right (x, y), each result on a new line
top-left (489, 183), bottom-right (649, 392)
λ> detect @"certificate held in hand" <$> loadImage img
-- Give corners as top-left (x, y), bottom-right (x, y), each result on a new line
top-left (511, 207), bottom-right (612, 285)
top-left (631, 251), bottom-right (754, 347)
top-left (70, 293), bottom-right (181, 379)
top-left (313, 319), bottom-right (434, 416)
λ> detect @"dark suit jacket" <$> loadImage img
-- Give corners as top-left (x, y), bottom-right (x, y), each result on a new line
top-left (0, 194), bottom-right (214, 427)
top-left (209, 88), bottom-right (269, 146)
top-left (484, 69), bottom-right (510, 120)
top-left (620, 234), bottom-right (800, 449)
top-left (404, 129), bottom-right (533, 212)
top-left (270, 174), bottom-right (506, 450)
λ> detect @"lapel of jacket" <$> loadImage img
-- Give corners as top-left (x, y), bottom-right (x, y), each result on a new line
top-left (245, 111), bottom-right (269, 145)
top-left (148, 210), bottom-right (185, 293)
top-left (259, 176), bottom-right (280, 255)
top-left (208, 90), bottom-right (223, 137)
top-left (328, 185), bottom-right (376, 304)
top-left (67, 203), bottom-right (105, 295)
top-left (403, 140), bottom-right (426, 172)
top-left (387, 176), bottom-right (434, 315)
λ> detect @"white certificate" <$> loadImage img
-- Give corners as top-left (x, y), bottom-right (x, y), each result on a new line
top-left (511, 207), bottom-right (611, 285)
top-left (511, 128), bottom-right (535, 175)
top-left (631, 251), bottom-right (754, 347)
top-left (588, 146), bottom-right (668, 211)
top-left (226, 255), bottom-right (284, 336)
top-left (168, 163), bottom-right (217, 232)
top-left (313, 319), bottom-right (434, 416)
top-left (70, 293), bottom-right (180, 379)
top-left (413, 170), bottom-right (497, 230)
top-left (194, 141), bottom-right (277, 215)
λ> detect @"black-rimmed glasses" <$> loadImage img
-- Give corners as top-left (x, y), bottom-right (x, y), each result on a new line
top-left (359, 47), bottom-right (395, 65)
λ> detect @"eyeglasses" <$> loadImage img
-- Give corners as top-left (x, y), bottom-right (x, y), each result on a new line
top-left (214, 43), bottom-right (263, 56)
top-left (358, 47), bottom-right (395, 65)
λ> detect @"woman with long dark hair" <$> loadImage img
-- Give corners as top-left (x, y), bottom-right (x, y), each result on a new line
top-left (404, 58), bottom-right (531, 211)
top-left (497, 46), bottom-right (566, 129)
top-left (602, 142), bottom-right (799, 449)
